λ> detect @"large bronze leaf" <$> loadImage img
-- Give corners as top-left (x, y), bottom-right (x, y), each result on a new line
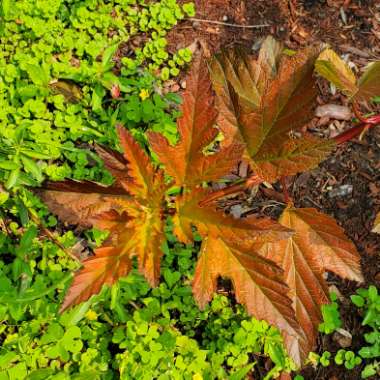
top-left (259, 207), bottom-right (363, 365)
top-left (209, 38), bottom-right (333, 182)
top-left (193, 233), bottom-right (301, 357)
top-left (42, 127), bottom-right (167, 309)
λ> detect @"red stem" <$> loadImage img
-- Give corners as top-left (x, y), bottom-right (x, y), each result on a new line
top-left (352, 102), bottom-right (367, 124)
top-left (198, 174), bottom-right (263, 207)
top-left (333, 107), bottom-right (380, 144)
top-left (334, 123), bottom-right (371, 144)
top-left (365, 114), bottom-right (380, 125)
top-left (280, 176), bottom-right (291, 204)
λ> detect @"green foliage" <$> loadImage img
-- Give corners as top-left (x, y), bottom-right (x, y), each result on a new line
top-left (308, 351), bottom-right (331, 368)
top-left (334, 349), bottom-right (362, 370)
top-left (0, 0), bottom-right (193, 188)
top-left (361, 361), bottom-right (380, 379)
top-left (297, 285), bottom-right (380, 379)
top-left (351, 286), bottom-right (380, 379)
top-left (318, 292), bottom-right (342, 334)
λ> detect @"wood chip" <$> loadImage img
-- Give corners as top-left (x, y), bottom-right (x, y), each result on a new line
top-left (315, 104), bottom-right (352, 120)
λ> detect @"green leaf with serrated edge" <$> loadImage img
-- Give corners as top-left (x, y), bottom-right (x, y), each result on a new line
top-left (315, 49), bottom-right (358, 97)
top-left (355, 62), bottom-right (380, 102)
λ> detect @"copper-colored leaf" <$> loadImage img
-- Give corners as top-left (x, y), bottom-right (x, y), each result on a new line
top-left (372, 212), bottom-right (380, 234)
top-left (210, 37), bottom-right (283, 147)
top-left (193, 233), bottom-right (300, 347)
top-left (38, 180), bottom-right (126, 228)
top-left (149, 55), bottom-right (243, 187)
top-left (41, 127), bottom-right (168, 310)
top-left (117, 125), bottom-right (157, 198)
top-left (172, 188), bottom-right (301, 357)
top-left (43, 180), bottom-right (126, 194)
top-left (95, 144), bottom-right (133, 188)
top-left (173, 188), bottom-right (292, 246)
top-left (59, 172), bottom-right (166, 309)
top-left (255, 36), bottom-right (283, 89)
top-left (259, 207), bottom-right (363, 366)
top-left (209, 39), bottom-right (325, 182)
top-left (60, 246), bottom-right (132, 312)
top-left (40, 191), bottom-right (114, 228)
top-left (252, 135), bottom-right (336, 181)
top-left (107, 173), bottom-right (167, 286)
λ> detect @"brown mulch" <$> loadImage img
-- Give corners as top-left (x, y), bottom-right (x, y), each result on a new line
top-left (168, 0), bottom-right (380, 55)
top-left (166, 1), bottom-right (380, 379)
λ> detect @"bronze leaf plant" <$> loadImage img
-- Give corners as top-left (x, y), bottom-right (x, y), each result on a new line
top-left (39, 37), bottom-right (380, 367)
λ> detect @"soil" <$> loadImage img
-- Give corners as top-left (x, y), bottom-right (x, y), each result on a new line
top-left (168, 1), bottom-right (380, 379)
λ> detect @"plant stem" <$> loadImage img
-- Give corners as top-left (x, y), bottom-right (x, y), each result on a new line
top-left (352, 102), bottom-right (367, 123)
top-left (334, 122), bottom-right (372, 144)
top-left (198, 175), bottom-right (263, 207)
top-left (333, 108), bottom-right (380, 144)
top-left (280, 177), bottom-right (291, 204)
top-left (28, 209), bottom-right (81, 263)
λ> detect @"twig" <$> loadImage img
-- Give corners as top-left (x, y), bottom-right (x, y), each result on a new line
top-left (0, 210), bottom-right (10, 235)
top-left (28, 210), bottom-right (81, 263)
top-left (189, 17), bottom-right (270, 29)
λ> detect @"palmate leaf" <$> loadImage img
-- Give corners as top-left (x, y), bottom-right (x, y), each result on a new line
top-left (209, 38), bottom-right (334, 182)
top-left (41, 126), bottom-right (167, 310)
top-left (172, 189), bottom-right (304, 357)
top-left (259, 207), bottom-right (363, 366)
top-left (39, 46), bottom-right (363, 370)
top-left (315, 49), bottom-right (380, 102)
top-left (192, 233), bottom-right (300, 341)
top-left (148, 54), bottom-right (244, 188)
top-left (208, 38), bottom-right (283, 148)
